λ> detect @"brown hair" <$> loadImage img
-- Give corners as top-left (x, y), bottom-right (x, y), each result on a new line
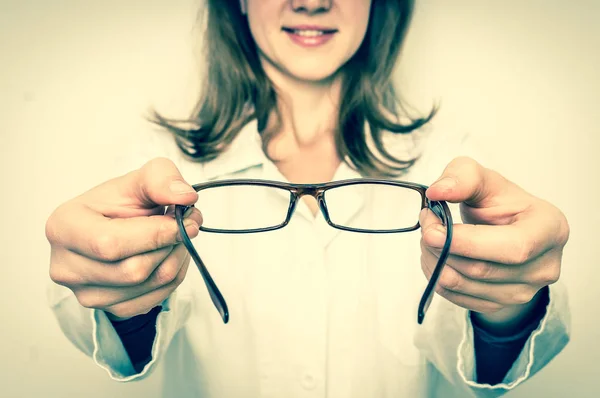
top-left (151, 0), bottom-right (437, 177)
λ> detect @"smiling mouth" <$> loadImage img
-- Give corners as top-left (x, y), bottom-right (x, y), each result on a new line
top-left (281, 27), bottom-right (338, 37)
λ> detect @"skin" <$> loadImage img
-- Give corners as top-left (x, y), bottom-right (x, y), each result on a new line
top-left (47, 160), bottom-right (202, 320)
top-left (421, 160), bottom-right (569, 334)
top-left (244, 0), bottom-right (570, 332)
top-left (244, 0), bottom-right (372, 206)
top-left (46, 0), bottom-right (570, 334)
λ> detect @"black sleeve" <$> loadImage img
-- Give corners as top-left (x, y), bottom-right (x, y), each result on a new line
top-left (471, 286), bottom-right (549, 385)
top-left (108, 306), bottom-right (162, 373)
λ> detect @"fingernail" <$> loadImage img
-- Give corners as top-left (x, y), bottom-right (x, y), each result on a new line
top-left (177, 219), bottom-right (199, 242)
top-left (183, 218), bottom-right (199, 230)
top-left (433, 177), bottom-right (456, 192)
top-left (183, 206), bottom-right (195, 218)
top-left (170, 181), bottom-right (195, 195)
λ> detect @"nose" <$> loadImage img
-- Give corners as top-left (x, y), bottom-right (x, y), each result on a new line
top-left (290, 0), bottom-right (332, 13)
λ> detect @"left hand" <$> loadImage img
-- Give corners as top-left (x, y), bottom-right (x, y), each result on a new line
top-left (420, 157), bottom-right (570, 334)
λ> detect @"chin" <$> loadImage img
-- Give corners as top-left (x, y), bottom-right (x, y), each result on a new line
top-left (283, 62), bottom-right (344, 84)
top-left (259, 50), bottom-right (348, 85)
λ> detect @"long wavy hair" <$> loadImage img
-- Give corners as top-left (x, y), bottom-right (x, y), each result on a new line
top-left (151, 0), bottom-right (437, 177)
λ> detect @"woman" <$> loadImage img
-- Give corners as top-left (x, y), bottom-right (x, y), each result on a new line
top-left (46, 1), bottom-right (571, 397)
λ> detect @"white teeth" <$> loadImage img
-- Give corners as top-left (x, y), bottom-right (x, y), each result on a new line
top-left (293, 30), bottom-right (324, 37)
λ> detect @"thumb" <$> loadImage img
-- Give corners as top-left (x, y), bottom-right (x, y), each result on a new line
top-left (76, 157), bottom-right (198, 219)
top-left (127, 157), bottom-right (198, 208)
top-left (426, 156), bottom-right (512, 208)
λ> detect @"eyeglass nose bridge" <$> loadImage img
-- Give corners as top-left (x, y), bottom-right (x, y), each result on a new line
top-left (288, 186), bottom-right (330, 219)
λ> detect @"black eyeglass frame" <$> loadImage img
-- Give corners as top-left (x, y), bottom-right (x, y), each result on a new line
top-left (175, 178), bottom-right (453, 326)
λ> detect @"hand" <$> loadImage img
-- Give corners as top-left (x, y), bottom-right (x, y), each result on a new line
top-left (46, 158), bottom-right (202, 321)
top-left (420, 157), bottom-right (570, 334)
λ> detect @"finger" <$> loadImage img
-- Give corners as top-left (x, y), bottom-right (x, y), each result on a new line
top-left (421, 246), bottom-right (540, 306)
top-left (419, 207), bottom-right (443, 230)
top-left (132, 157), bottom-right (198, 207)
top-left (428, 242), bottom-right (561, 286)
top-left (102, 256), bottom-right (190, 320)
top-left (164, 204), bottom-right (196, 219)
top-left (51, 244), bottom-right (170, 287)
top-left (73, 245), bottom-right (190, 308)
top-left (50, 206), bottom-right (202, 262)
top-left (425, 156), bottom-right (521, 208)
top-left (82, 158), bottom-right (199, 216)
top-left (420, 208), bottom-right (555, 264)
top-left (419, 238), bottom-right (525, 283)
top-left (433, 285), bottom-right (505, 314)
top-left (59, 239), bottom-right (192, 288)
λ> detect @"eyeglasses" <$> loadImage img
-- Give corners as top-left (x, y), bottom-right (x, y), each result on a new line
top-left (175, 178), bottom-right (453, 325)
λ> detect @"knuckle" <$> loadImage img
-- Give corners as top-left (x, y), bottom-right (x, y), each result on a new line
top-left (107, 301), bottom-right (163, 320)
top-left (545, 266), bottom-right (561, 285)
top-left (154, 219), bottom-right (175, 249)
top-left (45, 213), bottom-right (60, 244)
top-left (174, 268), bottom-right (187, 285)
top-left (49, 258), bottom-right (83, 287)
top-left (467, 261), bottom-right (493, 280)
top-left (434, 284), bottom-right (448, 297)
top-left (510, 287), bottom-right (536, 305)
top-left (438, 269), bottom-right (461, 291)
top-left (154, 262), bottom-right (179, 286)
top-left (196, 210), bottom-right (204, 228)
top-left (46, 203), bottom-right (81, 245)
top-left (481, 302), bottom-right (504, 313)
top-left (174, 260), bottom-right (189, 285)
top-left (48, 264), bottom-right (69, 285)
top-left (75, 290), bottom-right (104, 309)
top-left (90, 234), bottom-right (121, 261)
top-left (120, 251), bottom-right (158, 284)
top-left (513, 239), bottom-right (535, 264)
top-left (105, 305), bottom-right (137, 320)
top-left (49, 266), bottom-right (81, 286)
top-left (533, 264), bottom-right (561, 286)
top-left (45, 204), bottom-right (70, 244)
top-left (556, 217), bottom-right (571, 247)
top-left (121, 260), bottom-right (151, 285)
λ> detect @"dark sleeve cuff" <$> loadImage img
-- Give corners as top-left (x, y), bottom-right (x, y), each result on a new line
top-left (109, 306), bottom-right (162, 373)
top-left (471, 286), bottom-right (550, 384)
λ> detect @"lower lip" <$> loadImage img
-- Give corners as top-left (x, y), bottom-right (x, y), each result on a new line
top-left (285, 31), bottom-right (336, 48)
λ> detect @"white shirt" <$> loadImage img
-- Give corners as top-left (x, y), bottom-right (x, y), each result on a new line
top-left (48, 120), bottom-right (570, 398)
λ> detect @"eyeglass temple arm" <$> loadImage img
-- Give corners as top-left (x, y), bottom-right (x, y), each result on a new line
top-left (417, 200), bottom-right (453, 324)
top-left (175, 205), bottom-right (230, 324)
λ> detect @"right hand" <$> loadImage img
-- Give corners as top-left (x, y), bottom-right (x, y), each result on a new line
top-left (46, 157), bottom-right (202, 321)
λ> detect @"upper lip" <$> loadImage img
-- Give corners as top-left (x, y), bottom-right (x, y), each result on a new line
top-left (282, 25), bottom-right (338, 33)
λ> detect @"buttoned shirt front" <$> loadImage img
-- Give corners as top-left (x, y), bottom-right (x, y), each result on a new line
top-left (48, 120), bottom-right (571, 398)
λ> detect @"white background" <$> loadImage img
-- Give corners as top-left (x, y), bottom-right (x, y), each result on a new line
top-left (0, 0), bottom-right (598, 397)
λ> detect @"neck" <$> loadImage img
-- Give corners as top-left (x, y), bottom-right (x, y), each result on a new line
top-left (262, 62), bottom-right (343, 161)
